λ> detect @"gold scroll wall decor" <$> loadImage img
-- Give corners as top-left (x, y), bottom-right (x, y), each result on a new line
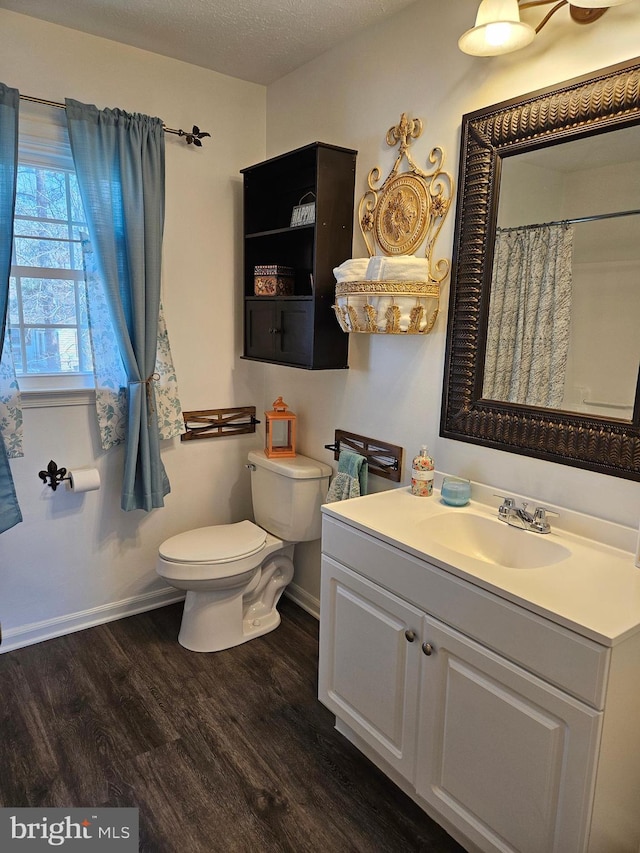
top-left (333, 113), bottom-right (453, 335)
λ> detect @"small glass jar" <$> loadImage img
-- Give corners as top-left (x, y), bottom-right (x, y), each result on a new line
top-left (441, 476), bottom-right (471, 507)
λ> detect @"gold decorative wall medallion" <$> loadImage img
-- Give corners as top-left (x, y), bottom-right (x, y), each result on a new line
top-left (375, 173), bottom-right (429, 255)
top-left (334, 113), bottom-right (453, 335)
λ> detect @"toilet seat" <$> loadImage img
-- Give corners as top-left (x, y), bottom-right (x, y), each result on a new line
top-left (159, 520), bottom-right (267, 569)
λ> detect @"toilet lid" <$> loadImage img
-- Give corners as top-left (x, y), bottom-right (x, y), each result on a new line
top-left (159, 520), bottom-right (267, 564)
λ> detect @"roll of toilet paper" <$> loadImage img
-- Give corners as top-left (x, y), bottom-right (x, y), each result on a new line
top-left (67, 467), bottom-right (101, 493)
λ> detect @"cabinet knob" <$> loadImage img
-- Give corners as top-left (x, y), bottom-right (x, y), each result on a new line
top-left (422, 642), bottom-right (434, 656)
top-left (404, 629), bottom-right (416, 643)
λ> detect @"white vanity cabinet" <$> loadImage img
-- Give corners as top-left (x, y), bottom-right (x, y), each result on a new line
top-left (319, 512), bottom-right (640, 853)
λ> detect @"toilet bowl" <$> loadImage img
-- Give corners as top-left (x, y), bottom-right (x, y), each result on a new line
top-left (157, 450), bottom-right (331, 652)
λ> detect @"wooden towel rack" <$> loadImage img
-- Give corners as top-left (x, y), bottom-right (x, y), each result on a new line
top-left (181, 406), bottom-right (259, 441)
top-left (325, 429), bottom-right (403, 482)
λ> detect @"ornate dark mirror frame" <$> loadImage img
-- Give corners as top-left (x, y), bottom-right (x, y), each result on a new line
top-left (441, 57), bottom-right (640, 482)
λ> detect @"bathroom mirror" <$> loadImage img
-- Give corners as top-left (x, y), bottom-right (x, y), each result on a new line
top-left (441, 58), bottom-right (640, 481)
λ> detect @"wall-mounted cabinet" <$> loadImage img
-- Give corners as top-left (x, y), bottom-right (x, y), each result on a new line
top-left (241, 142), bottom-right (357, 369)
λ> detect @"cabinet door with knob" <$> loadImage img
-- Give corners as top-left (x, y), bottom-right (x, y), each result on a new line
top-left (318, 556), bottom-right (423, 782)
top-left (244, 299), bottom-right (312, 365)
top-left (416, 614), bottom-right (600, 853)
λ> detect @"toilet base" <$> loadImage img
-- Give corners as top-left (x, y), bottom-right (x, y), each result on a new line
top-left (178, 592), bottom-right (283, 652)
top-left (177, 549), bottom-right (294, 652)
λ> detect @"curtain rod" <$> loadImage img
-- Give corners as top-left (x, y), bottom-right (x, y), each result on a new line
top-left (500, 208), bottom-right (640, 231)
top-left (551, 208), bottom-right (640, 227)
top-left (19, 93), bottom-right (211, 147)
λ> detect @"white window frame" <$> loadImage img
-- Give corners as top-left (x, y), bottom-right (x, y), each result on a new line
top-left (11, 104), bottom-right (94, 407)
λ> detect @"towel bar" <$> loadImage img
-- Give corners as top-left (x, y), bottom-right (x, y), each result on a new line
top-left (181, 406), bottom-right (259, 441)
top-left (325, 429), bottom-right (403, 482)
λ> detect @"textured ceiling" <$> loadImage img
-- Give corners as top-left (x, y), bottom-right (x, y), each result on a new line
top-left (0, 0), bottom-right (419, 85)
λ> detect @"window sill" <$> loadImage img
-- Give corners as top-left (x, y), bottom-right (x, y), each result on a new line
top-left (21, 388), bottom-right (95, 409)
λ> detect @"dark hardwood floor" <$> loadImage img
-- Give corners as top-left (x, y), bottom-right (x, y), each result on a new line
top-left (0, 598), bottom-right (466, 852)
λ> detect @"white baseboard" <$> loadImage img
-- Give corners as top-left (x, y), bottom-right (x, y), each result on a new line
top-left (284, 582), bottom-right (320, 620)
top-left (0, 587), bottom-right (185, 654)
top-left (2, 581), bottom-right (316, 655)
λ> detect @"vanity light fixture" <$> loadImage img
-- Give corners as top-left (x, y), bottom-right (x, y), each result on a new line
top-left (459, 0), bottom-right (633, 57)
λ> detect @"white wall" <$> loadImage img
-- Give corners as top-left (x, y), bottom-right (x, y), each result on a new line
top-left (564, 259), bottom-right (640, 415)
top-left (264, 0), bottom-right (640, 600)
top-left (0, 10), bottom-right (267, 650)
top-left (497, 159), bottom-right (566, 227)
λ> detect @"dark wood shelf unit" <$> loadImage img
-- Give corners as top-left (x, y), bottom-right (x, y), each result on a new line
top-left (241, 142), bottom-right (357, 370)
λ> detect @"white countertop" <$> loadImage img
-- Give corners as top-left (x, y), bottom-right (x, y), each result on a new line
top-left (322, 487), bottom-right (640, 646)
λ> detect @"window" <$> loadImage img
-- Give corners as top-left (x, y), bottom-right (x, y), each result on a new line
top-left (7, 107), bottom-right (93, 394)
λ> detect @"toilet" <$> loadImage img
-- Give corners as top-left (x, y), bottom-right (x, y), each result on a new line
top-left (157, 449), bottom-right (332, 652)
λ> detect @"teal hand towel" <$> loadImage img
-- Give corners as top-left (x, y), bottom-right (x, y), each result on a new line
top-left (326, 450), bottom-right (368, 502)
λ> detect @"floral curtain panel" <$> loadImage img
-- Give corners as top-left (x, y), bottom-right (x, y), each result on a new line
top-left (82, 236), bottom-right (184, 451)
top-left (483, 222), bottom-right (574, 409)
top-left (0, 331), bottom-right (22, 458)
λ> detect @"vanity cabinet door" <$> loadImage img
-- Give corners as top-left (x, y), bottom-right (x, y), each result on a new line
top-left (318, 557), bottom-right (423, 782)
top-left (415, 614), bottom-right (602, 853)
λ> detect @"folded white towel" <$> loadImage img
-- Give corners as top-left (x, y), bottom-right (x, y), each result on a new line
top-left (333, 258), bottom-right (370, 283)
top-left (366, 255), bottom-right (430, 282)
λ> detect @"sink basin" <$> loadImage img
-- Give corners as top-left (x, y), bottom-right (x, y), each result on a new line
top-left (421, 512), bottom-right (571, 569)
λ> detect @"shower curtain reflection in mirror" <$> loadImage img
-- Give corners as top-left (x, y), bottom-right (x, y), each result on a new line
top-left (483, 222), bottom-right (573, 408)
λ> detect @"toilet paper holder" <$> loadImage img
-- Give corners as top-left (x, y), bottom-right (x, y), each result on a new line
top-left (38, 460), bottom-right (70, 491)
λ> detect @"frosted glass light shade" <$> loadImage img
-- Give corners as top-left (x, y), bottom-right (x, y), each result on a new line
top-left (571, 0), bottom-right (631, 7)
top-left (459, 0), bottom-right (536, 56)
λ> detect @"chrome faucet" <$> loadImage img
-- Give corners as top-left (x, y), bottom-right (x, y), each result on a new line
top-left (495, 496), bottom-right (557, 534)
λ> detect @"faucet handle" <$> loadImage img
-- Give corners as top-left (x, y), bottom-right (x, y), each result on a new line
top-left (532, 506), bottom-right (558, 533)
top-left (494, 495), bottom-right (515, 520)
top-left (494, 494), bottom-right (515, 507)
top-left (534, 506), bottom-right (559, 518)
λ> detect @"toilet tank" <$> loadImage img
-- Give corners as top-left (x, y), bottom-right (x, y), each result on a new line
top-left (248, 449), bottom-right (332, 542)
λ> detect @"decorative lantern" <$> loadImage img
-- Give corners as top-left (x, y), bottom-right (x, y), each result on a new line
top-left (264, 397), bottom-right (297, 458)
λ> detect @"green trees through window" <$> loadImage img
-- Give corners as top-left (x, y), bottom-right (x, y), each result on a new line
top-left (9, 163), bottom-right (92, 375)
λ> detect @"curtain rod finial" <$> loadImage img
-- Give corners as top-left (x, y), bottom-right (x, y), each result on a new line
top-left (169, 124), bottom-right (211, 146)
